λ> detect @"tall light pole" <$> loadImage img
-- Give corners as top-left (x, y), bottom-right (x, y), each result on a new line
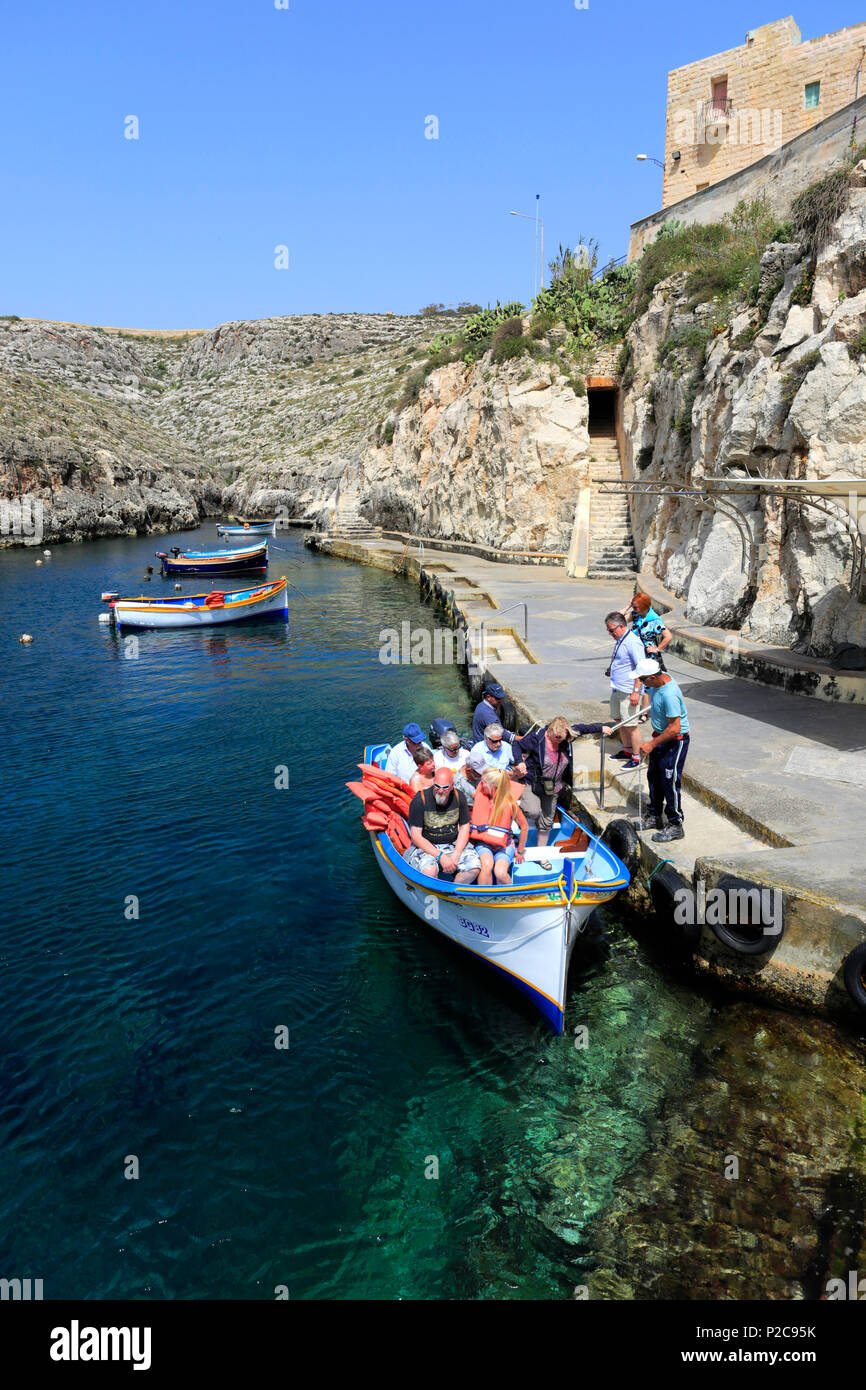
top-left (636, 154), bottom-right (664, 167)
top-left (509, 197), bottom-right (544, 303)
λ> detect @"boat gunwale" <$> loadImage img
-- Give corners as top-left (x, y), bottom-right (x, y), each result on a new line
top-left (112, 577), bottom-right (287, 612)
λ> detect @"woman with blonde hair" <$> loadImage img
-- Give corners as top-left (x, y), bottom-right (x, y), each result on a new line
top-left (470, 769), bottom-right (528, 886)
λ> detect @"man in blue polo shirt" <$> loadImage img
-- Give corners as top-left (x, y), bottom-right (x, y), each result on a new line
top-left (636, 658), bottom-right (690, 842)
top-left (471, 683), bottom-right (518, 745)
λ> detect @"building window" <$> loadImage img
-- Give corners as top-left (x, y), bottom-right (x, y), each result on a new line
top-left (805, 81), bottom-right (820, 109)
top-left (712, 77), bottom-right (728, 114)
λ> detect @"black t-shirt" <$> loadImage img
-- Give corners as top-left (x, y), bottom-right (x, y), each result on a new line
top-left (408, 787), bottom-right (470, 847)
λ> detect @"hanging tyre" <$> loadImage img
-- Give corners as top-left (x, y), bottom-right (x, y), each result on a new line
top-left (649, 864), bottom-right (701, 949)
top-left (843, 942), bottom-right (866, 1010)
top-left (708, 881), bottom-right (783, 956)
top-left (604, 818), bottom-right (641, 875)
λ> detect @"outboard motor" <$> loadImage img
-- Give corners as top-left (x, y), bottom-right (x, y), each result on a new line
top-left (428, 717), bottom-right (457, 749)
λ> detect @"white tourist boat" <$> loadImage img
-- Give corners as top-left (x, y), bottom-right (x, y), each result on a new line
top-left (358, 741), bottom-right (630, 1033)
top-left (216, 519), bottom-right (277, 539)
top-left (106, 577), bottom-right (288, 630)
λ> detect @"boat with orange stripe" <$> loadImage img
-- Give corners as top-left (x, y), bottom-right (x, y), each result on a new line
top-left (106, 577), bottom-right (289, 630)
top-left (355, 740), bottom-right (630, 1033)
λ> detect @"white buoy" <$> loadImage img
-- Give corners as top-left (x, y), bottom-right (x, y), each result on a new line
top-left (98, 613), bottom-right (111, 624)
top-left (35, 559), bottom-right (43, 566)
top-left (174, 583), bottom-right (182, 591)
top-left (43, 549), bottom-right (51, 557)
top-left (19, 633), bottom-right (34, 644)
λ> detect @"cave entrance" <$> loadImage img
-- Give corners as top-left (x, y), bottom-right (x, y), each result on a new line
top-left (587, 381), bottom-right (617, 437)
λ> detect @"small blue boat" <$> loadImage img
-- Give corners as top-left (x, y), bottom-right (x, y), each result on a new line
top-left (155, 542), bottom-right (268, 575)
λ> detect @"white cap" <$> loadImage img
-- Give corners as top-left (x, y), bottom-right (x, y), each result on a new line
top-left (633, 658), bottom-right (661, 679)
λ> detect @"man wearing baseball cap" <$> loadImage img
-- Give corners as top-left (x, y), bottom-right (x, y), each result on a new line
top-left (454, 746), bottom-right (488, 807)
top-left (634, 658), bottom-right (690, 842)
top-left (472, 682), bottom-right (518, 746)
top-left (384, 722), bottom-right (427, 783)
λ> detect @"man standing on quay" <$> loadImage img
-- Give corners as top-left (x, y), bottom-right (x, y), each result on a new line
top-left (635, 658), bottom-right (690, 843)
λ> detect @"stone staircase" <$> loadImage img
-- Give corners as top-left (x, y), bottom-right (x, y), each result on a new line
top-left (586, 430), bottom-right (638, 579)
top-left (331, 507), bottom-right (380, 537)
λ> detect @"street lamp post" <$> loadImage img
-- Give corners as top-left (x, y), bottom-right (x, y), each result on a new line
top-left (509, 196), bottom-right (544, 302)
top-left (636, 154), bottom-right (664, 167)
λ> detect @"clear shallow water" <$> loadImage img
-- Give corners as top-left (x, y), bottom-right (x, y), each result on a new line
top-left (1, 527), bottom-right (863, 1300)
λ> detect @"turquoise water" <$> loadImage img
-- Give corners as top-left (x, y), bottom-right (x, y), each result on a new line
top-left (5, 526), bottom-right (855, 1300)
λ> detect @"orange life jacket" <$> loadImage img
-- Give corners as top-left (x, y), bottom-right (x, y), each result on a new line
top-left (470, 785), bottom-right (517, 849)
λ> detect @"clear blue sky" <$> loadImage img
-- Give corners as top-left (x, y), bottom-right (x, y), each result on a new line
top-left (1, 1), bottom-right (861, 327)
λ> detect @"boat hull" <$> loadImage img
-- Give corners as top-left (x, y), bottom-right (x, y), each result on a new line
top-left (157, 543), bottom-right (268, 575)
top-left (367, 816), bottom-right (627, 1033)
top-left (111, 578), bottom-right (289, 630)
top-left (216, 522), bottom-right (276, 540)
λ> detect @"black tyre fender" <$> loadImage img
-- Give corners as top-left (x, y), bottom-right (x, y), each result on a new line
top-left (649, 865), bottom-right (701, 948)
top-left (603, 818), bottom-right (641, 875)
top-left (708, 877), bottom-right (783, 956)
top-left (843, 942), bottom-right (866, 1010)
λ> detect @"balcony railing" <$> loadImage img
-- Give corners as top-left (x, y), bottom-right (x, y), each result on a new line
top-left (699, 97), bottom-right (733, 129)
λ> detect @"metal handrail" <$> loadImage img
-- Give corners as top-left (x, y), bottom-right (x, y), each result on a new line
top-left (479, 602), bottom-right (529, 643)
top-left (599, 707), bottom-right (648, 811)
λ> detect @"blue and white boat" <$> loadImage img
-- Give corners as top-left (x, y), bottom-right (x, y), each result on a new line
top-left (106, 577), bottom-right (288, 630)
top-left (216, 519), bottom-right (277, 539)
top-left (360, 740), bottom-right (630, 1033)
top-left (155, 541), bottom-right (268, 575)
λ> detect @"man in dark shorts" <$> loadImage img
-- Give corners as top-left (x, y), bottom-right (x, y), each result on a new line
top-left (405, 767), bottom-right (481, 882)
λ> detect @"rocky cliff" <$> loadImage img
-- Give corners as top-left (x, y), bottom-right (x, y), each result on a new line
top-left (618, 173), bottom-right (866, 653)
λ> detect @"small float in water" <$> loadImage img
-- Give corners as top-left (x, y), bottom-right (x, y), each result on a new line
top-left (104, 577), bottom-right (289, 630)
top-left (350, 744), bottom-right (630, 1033)
top-left (155, 542), bottom-right (268, 576)
top-left (216, 519), bottom-right (277, 539)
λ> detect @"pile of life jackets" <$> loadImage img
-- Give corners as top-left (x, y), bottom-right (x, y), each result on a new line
top-left (346, 763), bottom-right (414, 854)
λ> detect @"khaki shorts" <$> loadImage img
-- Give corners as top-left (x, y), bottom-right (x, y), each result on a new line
top-left (610, 688), bottom-right (645, 739)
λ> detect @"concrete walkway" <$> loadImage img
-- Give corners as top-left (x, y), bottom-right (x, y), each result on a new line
top-left (310, 531), bottom-right (866, 1015)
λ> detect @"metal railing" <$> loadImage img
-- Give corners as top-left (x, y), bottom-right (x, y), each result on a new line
top-left (479, 601), bottom-right (529, 645)
top-left (598, 707), bottom-right (649, 812)
top-left (699, 97), bottom-right (733, 127)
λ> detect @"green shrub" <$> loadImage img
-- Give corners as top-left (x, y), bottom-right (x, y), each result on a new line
top-left (463, 301), bottom-right (525, 345)
top-left (847, 329), bottom-right (866, 358)
top-left (733, 323), bottom-right (758, 350)
top-left (529, 309), bottom-right (558, 339)
top-left (780, 349), bottom-right (820, 407)
top-left (381, 420), bottom-right (395, 444)
top-left (791, 267), bottom-right (815, 307)
top-left (397, 367), bottom-right (427, 411)
top-left (491, 316), bottom-right (523, 347)
top-left (658, 323), bottom-right (712, 374)
top-left (791, 168), bottom-right (852, 256)
top-left (675, 379), bottom-right (699, 441)
top-left (352, 366), bottom-right (364, 377)
top-left (492, 333), bottom-right (530, 364)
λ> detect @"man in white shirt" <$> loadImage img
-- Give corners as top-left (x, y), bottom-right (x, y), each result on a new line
top-left (384, 722), bottom-right (426, 783)
top-left (469, 722), bottom-right (526, 775)
top-left (434, 729), bottom-right (468, 774)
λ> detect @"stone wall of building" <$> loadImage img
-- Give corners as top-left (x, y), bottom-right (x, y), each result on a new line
top-left (662, 17), bottom-right (866, 208)
top-left (629, 95), bottom-right (866, 261)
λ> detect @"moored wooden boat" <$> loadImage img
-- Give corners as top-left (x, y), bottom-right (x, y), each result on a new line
top-left (216, 520), bottom-right (276, 539)
top-left (354, 742), bottom-right (630, 1032)
top-left (155, 542), bottom-right (268, 575)
top-left (108, 577), bottom-right (288, 630)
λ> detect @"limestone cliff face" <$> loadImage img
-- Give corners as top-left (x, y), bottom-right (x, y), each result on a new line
top-left (618, 178), bottom-right (866, 653)
top-left (358, 358), bottom-right (590, 552)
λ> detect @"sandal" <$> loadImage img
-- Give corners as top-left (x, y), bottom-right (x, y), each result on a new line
top-left (539, 858), bottom-right (553, 871)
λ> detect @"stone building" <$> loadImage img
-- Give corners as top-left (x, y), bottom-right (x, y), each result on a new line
top-left (662, 16), bottom-right (866, 207)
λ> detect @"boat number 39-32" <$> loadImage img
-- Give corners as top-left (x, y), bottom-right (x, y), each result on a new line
top-left (457, 916), bottom-right (490, 940)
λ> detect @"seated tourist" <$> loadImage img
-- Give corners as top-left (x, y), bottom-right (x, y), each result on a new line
top-left (409, 745), bottom-right (437, 793)
top-left (470, 769), bottom-right (528, 886)
top-left (405, 768), bottom-right (481, 883)
top-left (469, 722), bottom-right (527, 777)
top-left (454, 747), bottom-right (487, 806)
top-left (434, 728), bottom-right (468, 773)
top-left (385, 722), bottom-right (426, 783)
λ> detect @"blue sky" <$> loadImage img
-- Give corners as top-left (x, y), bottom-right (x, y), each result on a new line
top-left (1, 1), bottom-right (861, 327)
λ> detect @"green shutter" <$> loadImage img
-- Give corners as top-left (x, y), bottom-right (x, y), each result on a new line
top-left (805, 82), bottom-right (820, 110)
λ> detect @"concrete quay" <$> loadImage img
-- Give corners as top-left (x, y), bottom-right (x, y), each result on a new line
top-left (307, 531), bottom-right (866, 1022)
